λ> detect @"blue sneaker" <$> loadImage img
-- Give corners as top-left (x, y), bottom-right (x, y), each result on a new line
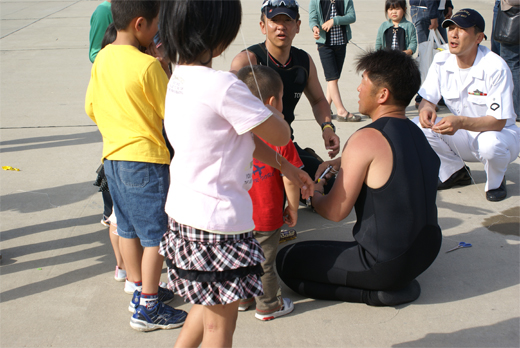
top-left (158, 285), bottom-right (175, 304)
top-left (128, 286), bottom-right (175, 313)
top-left (130, 302), bottom-right (187, 331)
top-left (128, 290), bottom-right (141, 313)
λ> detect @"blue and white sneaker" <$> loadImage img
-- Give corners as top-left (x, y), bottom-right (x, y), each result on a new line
top-left (130, 302), bottom-right (187, 331)
top-left (128, 287), bottom-right (175, 313)
top-left (128, 290), bottom-right (141, 313)
top-left (158, 285), bottom-right (175, 304)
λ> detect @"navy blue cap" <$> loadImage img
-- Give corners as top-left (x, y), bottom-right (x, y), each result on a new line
top-left (442, 8), bottom-right (486, 36)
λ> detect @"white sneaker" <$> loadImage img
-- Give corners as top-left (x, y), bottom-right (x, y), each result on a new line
top-left (254, 298), bottom-right (294, 321)
top-left (238, 304), bottom-right (249, 312)
top-left (124, 280), bottom-right (168, 294)
top-left (114, 266), bottom-right (126, 282)
top-left (124, 280), bottom-right (137, 294)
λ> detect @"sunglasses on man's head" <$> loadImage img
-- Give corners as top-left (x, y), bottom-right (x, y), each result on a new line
top-left (261, 0), bottom-right (299, 10)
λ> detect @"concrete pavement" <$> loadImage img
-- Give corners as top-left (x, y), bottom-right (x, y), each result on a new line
top-left (1, 0), bottom-right (519, 347)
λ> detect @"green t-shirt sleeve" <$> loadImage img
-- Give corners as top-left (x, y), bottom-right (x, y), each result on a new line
top-left (89, 2), bottom-right (113, 63)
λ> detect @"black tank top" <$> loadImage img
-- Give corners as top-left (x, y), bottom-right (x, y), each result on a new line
top-left (353, 117), bottom-right (441, 264)
top-left (246, 42), bottom-right (309, 134)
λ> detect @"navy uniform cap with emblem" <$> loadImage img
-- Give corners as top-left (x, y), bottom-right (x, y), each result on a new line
top-left (441, 8), bottom-right (488, 40)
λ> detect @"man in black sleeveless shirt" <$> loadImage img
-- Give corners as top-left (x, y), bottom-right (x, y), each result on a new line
top-left (277, 50), bottom-right (442, 306)
top-left (231, 0), bottom-right (340, 188)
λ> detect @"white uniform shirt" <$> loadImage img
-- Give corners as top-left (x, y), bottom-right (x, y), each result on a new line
top-left (419, 45), bottom-right (517, 129)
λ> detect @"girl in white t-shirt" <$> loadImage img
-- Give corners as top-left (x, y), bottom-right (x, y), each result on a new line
top-left (158, 1), bottom-right (312, 346)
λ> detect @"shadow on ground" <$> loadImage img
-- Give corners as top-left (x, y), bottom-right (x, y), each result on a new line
top-left (0, 130), bottom-right (101, 153)
top-left (393, 317), bottom-right (520, 347)
top-left (1, 181), bottom-right (97, 213)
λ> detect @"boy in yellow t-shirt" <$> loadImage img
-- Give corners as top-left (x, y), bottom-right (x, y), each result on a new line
top-left (85, 0), bottom-right (187, 332)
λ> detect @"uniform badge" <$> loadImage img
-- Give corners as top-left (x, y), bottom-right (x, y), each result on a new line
top-left (490, 103), bottom-right (500, 111)
top-left (468, 89), bottom-right (487, 96)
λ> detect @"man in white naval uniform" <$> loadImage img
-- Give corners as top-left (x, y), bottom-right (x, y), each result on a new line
top-left (414, 8), bottom-right (520, 202)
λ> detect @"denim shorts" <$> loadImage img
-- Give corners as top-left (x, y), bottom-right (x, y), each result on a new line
top-left (317, 43), bottom-right (347, 81)
top-left (104, 160), bottom-right (169, 247)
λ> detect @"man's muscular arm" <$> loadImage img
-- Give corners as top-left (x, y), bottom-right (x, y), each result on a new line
top-left (303, 54), bottom-right (340, 158)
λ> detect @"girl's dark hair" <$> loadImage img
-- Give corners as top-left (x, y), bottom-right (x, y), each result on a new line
top-left (111, 0), bottom-right (160, 31)
top-left (385, 0), bottom-right (408, 19)
top-left (159, 0), bottom-right (242, 65)
top-left (356, 49), bottom-right (421, 108)
top-left (101, 23), bottom-right (117, 49)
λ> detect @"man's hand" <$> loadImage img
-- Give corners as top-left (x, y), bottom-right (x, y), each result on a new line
top-left (315, 158), bottom-right (341, 182)
top-left (283, 206), bottom-right (298, 227)
top-left (313, 26), bottom-right (320, 40)
top-left (432, 115), bottom-right (464, 135)
top-left (418, 100), bottom-right (438, 128)
top-left (321, 19), bottom-right (334, 32)
top-left (428, 18), bottom-right (438, 30)
top-left (322, 128), bottom-right (340, 158)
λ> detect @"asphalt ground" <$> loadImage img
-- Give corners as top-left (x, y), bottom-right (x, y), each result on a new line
top-left (1, 0), bottom-right (519, 347)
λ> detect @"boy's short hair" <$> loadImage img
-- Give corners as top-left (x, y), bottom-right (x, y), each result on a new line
top-left (160, 0), bottom-right (241, 65)
top-left (111, 0), bottom-right (160, 31)
top-left (356, 49), bottom-right (421, 108)
top-left (237, 65), bottom-right (283, 104)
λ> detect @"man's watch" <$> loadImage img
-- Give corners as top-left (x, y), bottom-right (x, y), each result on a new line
top-left (321, 121), bottom-right (336, 132)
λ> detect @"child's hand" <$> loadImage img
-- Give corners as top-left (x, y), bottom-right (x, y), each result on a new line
top-left (283, 206), bottom-right (298, 227)
top-left (147, 43), bottom-right (171, 78)
top-left (281, 163), bottom-right (314, 200)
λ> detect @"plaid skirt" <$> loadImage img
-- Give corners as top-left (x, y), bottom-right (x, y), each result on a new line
top-left (159, 218), bottom-right (265, 306)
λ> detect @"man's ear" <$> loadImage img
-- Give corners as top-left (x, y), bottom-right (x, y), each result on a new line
top-left (378, 88), bottom-right (390, 104)
top-left (476, 32), bottom-right (485, 45)
top-left (296, 19), bottom-right (301, 34)
top-left (260, 20), bottom-right (266, 35)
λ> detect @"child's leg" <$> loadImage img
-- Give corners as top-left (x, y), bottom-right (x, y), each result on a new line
top-left (174, 303), bottom-right (239, 348)
top-left (141, 246), bottom-right (163, 294)
top-left (201, 302), bottom-right (240, 348)
top-left (254, 229), bottom-right (283, 313)
top-left (174, 304), bottom-right (204, 348)
top-left (109, 223), bottom-right (125, 271)
top-left (120, 237), bottom-right (143, 283)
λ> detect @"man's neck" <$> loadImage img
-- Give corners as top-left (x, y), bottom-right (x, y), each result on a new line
top-left (265, 40), bottom-right (291, 66)
top-left (370, 106), bottom-right (407, 122)
top-left (456, 47), bottom-right (478, 69)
